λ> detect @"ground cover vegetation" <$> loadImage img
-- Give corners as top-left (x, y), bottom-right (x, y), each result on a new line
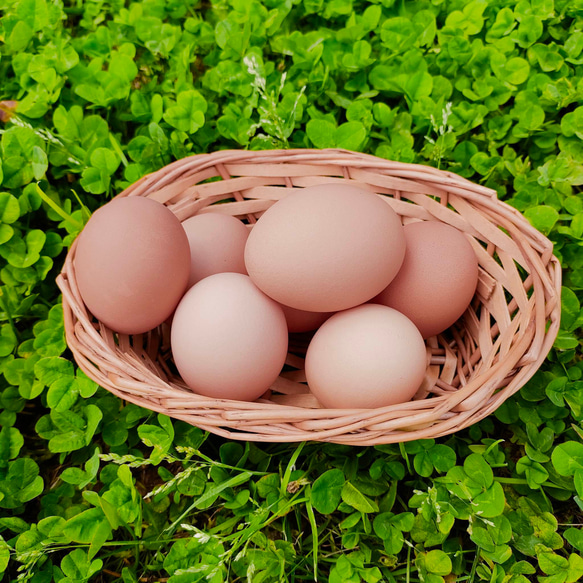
top-left (1, 0), bottom-right (583, 581)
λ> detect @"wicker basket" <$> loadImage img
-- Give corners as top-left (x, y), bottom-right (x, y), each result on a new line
top-left (57, 149), bottom-right (561, 445)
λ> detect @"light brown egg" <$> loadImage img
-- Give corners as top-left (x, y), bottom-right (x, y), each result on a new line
top-left (74, 196), bottom-right (190, 335)
top-left (305, 304), bottom-right (427, 409)
top-left (182, 213), bottom-right (249, 288)
top-left (171, 273), bottom-right (288, 401)
top-left (244, 183), bottom-right (406, 312)
top-left (280, 304), bottom-right (333, 333)
top-left (375, 221), bottom-right (479, 339)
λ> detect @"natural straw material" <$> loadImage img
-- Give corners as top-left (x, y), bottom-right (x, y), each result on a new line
top-left (57, 149), bottom-right (561, 445)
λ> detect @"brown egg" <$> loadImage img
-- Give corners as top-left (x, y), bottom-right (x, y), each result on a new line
top-left (245, 183), bottom-right (406, 312)
top-left (74, 196), bottom-right (190, 335)
top-left (280, 304), bottom-right (333, 333)
top-left (305, 304), bottom-right (427, 409)
top-left (182, 212), bottom-right (249, 288)
top-left (375, 221), bottom-right (479, 339)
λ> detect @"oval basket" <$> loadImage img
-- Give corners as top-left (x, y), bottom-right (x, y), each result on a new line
top-left (57, 149), bottom-right (561, 445)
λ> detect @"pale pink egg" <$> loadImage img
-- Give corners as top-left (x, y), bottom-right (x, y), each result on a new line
top-left (305, 304), bottom-right (427, 409)
top-left (171, 273), bottom-right (288, 401)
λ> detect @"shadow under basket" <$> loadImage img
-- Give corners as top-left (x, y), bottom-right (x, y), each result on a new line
top-left (57, 149), bottom-right (561, 445)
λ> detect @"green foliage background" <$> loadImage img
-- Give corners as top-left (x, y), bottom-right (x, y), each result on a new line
top-left (1, 0), bottom-right (583, 581)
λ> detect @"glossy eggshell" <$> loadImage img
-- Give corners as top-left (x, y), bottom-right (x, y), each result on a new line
top-left (244, 183), bottom-right (406, 312)
top-left (375, 221), bottom-right (479, 338)
top-left (280, 304), bottom-right (333, 333)
top-left (305, 304), bottom-right (427, 409)
top-left (182, 213), bottom-right (249, 288)
top-left (170, 273), bottom-right (288, 401)
top-left (74, 196), bottom-right (190, 335)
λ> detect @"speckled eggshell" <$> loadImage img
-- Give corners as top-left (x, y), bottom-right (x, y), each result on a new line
top-left (171, 273), bottom-right (288, 401)
top-left (182, 212), bottom-right (249, 288)
top-left (74, 196), bottom-right (190, 335)
top-left (375, 221), bottom-right (479, 339)
top-left (244, 183), bottom-right (406, 312)
top-left (305, 304), bottom-right (427, 409)
top-left (280, 304), bottom-right (333, 333)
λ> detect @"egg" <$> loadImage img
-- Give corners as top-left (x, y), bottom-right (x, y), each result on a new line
top-left (374, 221), bottom-right (479, 339)
top-left (305, 304), bottom-right (427, 409)
top-left (244, 183), bottom-right (406, 312)
top-left (182, 212), bottom-right (249, 288)
top-left (74, 196), bottom-right (190, 335)
top-left (280, 304), bottom-right (332, 333)
top-left (171, 273), bottom-right (288, 401)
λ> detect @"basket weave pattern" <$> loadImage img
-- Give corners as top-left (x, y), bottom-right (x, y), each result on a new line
top-left (57, 149), bottom-right (561, 445)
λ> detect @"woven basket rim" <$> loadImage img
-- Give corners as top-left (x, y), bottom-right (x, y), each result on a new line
top-left (57, 148), bottom-right (561, 445)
